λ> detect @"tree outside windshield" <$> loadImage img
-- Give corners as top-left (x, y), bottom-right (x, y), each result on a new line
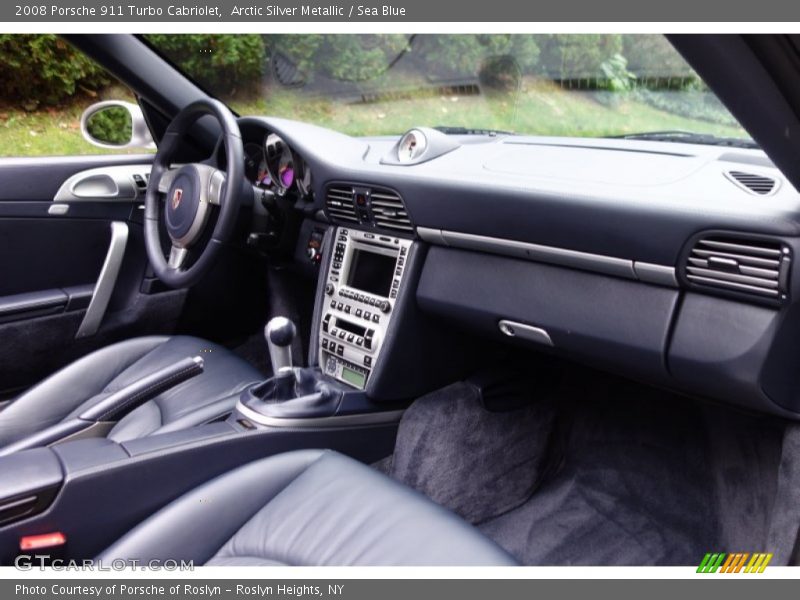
top-left (147, 34), bottom-right (748, 140)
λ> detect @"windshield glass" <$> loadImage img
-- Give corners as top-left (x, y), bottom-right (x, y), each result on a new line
top-left (145, 34), bottom-right (749, 141)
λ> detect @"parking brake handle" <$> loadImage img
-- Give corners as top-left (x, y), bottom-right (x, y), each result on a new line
top-left (0, 356), bottom-right (204, 457)
top-left (78, 356), bottom-right (204, 422)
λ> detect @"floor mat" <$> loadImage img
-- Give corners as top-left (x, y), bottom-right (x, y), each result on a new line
top-left (480, 377), bottom-right (724, 565)
top-left (389, 381), bottom-right (558, 524)
top-left (385, 368), bottom-right (799, 565)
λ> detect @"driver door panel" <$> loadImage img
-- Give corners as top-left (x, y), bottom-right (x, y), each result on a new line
top-left (0, 155), bottom-right (185, 400)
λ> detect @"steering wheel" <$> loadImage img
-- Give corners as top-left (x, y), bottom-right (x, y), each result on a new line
top-left (144, 98), bottom-right (244, 288)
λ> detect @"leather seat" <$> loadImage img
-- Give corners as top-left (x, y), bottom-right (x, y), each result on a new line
top-left (97, 449), bottom-right (516, 566)
top-left (0, 335), bottom-right (262, 447)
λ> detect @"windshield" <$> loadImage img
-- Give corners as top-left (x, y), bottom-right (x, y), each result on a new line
top-left (145, 34), bottom-right (749, 141)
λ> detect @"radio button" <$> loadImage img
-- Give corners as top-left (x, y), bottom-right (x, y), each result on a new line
top-left (336, 345), bottom-right (344, 356)
top-left (364, 356), bottom-right (372, 367)
top-left (355, 309), bottom-right (363, 318)
top-left (344, 305), bottom-right (351, 314)
top-left (364, 311), bottom-right (371, 320)
top-left (356, 337), bottom-right (364, 346)
top-left (336, 302), bottom-right (343, 311)
top-left (322, 339), bottom-right (329, 350)
top-left (372, 314), bottom-right (380, 323)
top-left (347, 334), bottom-right (355, 343)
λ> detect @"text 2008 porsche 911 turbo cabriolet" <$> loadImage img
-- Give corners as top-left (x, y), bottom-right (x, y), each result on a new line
top-left (0, 33), bottom-right (799, 567)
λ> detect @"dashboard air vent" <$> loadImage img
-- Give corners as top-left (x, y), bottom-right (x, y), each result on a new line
top-left (325, 186), bottom-right (358, 223)
top-left (370, 189), bottom-right (413, 232)
top-left (725, 170), bottom-right (778, 195)
top-left (685, 236), bottom-right (790, 301)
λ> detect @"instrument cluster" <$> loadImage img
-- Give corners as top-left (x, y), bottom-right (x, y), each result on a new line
top-left (244, 133), bottom-right (312, 198)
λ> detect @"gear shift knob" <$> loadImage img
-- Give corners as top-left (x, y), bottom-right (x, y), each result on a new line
top-left (265, 317), bottom-right (297, 375)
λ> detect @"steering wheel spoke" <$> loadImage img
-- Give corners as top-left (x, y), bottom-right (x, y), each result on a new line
top-left (168, 245), bottom-right (189, 270)
top-left (157, 167), bottom-right (180, 194)
top-left (208, 169), bottom-right (226, 206)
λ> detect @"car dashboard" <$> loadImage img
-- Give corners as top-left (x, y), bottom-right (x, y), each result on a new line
top-left (234, 115), bottom-right (800, 419)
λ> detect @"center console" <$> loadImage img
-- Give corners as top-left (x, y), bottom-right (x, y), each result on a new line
top-left (319, 228), bottom-right (413, 390)
top-left (231, 224), bottom-right (421, 427)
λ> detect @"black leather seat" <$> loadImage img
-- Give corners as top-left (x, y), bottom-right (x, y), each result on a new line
top-left (97, 449), bottom-right (516, 566)
top-left (0, 335), bottom-right (262, 447)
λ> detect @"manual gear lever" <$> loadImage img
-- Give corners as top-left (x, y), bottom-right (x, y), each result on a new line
top-left (265, 317), bottom-right (297, 376)
top-left (263, 317), bottom-right (298, 401)
top-left (241, 316), bottom-right (340, 417)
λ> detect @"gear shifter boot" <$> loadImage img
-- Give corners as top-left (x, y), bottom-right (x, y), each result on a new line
top-left (240, 366), bottom-right (344, 419)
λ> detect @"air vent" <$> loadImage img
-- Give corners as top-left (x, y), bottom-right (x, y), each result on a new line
top-left (325, 186), bottom-right (358, 223)
top-left (685, 236), bottom-right (790, 301)
top-left (725, 171), bottom-right (778, 196)
top-left (370, 189), bottom-right (413, 232)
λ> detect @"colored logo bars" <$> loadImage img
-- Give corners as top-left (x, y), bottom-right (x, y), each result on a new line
top-left (697, 553), bottom-right (773, 573)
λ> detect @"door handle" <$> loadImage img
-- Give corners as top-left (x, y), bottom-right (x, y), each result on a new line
top-left (53, 165), bottom-right (151, 203)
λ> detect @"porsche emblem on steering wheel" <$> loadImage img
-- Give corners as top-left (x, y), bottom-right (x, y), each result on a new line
top-left (171, 188), bottom-right (183, 210)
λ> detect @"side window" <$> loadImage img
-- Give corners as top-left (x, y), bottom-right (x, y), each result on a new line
top-left (0, 34), bottom-right (154, 157)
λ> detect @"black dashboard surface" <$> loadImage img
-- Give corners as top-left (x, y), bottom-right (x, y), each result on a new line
top-left (240, 116), bottom-right (800, 267)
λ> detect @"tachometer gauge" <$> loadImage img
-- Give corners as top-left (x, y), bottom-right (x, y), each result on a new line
top-left (277, 154), bottom-right (294, 189)
top-left (264, 133), bottom-right (295, 194)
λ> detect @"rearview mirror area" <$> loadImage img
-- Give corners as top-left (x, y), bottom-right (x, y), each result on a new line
top-left (80, 100), bottom-right (155, 150)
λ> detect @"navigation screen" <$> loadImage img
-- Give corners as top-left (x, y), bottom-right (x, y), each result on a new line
top-left (347, 249), bottom-right (396, 297)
